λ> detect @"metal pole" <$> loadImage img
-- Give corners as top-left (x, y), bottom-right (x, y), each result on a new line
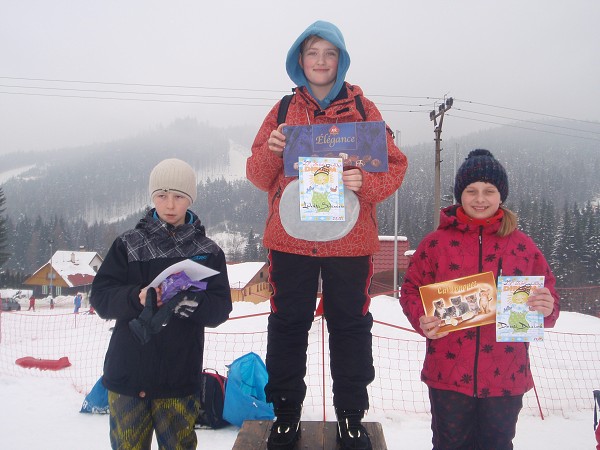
top-left (453, 143), bottom-right (458, 203)
top-left (393, 130), bottom-right (401, 298)
top-left (434, 122), bottom-right (442, 229)
top-left (321, 308), bottom-right (326, 421)
top-left (49, 239), bottom-right (53, 299)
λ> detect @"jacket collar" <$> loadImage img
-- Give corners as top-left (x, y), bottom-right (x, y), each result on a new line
top-left (295, 83), bottom-right (362, 117)
top-left (456, 206), bottom-right (504, 227)
top-left (137, 208), bottom-right (206, 237)
top-left (439, 205), bottom-right (502, 235)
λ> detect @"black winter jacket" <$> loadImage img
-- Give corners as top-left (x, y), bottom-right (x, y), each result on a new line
top-left (91, 209), bottom-right (232, 399)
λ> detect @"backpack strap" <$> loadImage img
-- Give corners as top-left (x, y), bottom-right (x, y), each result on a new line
top-left (276, 92), bottom-right (367, 124)
top-left (354, 94), bottom-right (367, 121)
top-left (277, 94), bottom-right (294, 125)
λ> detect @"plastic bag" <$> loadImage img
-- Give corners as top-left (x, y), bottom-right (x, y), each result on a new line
top-left (80, 377), bottom-right (109, 414)
top-left (222, 352), bottom-right (274, 427)
top-left (160, 271), bottom-right (207, 303)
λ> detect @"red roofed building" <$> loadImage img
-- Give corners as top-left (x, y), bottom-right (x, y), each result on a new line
top-left (24, 251), bottom-right (103, 298)
top-left (371, 236), bottom-right (411, 296)
top-left (227, 262), bottom-right (271, 304)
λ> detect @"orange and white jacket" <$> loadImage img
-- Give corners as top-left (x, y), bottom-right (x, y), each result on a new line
top-left (246, 83), bottom-right (408, 257)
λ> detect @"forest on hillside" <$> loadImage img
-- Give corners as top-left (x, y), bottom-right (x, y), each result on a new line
top-left (0, 118), bottom-right (599, 291)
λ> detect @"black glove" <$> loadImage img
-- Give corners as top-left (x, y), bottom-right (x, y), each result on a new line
top-left (142, 290), bottom-right (203, 331)
top-left (129, 287), bottom-right (158, 345)
top-left (148, 296), bottom-right (180, 331)
top-left (171, 290), bottom-right (201, 319)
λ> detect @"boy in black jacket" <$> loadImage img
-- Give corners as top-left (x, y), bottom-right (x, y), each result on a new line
top-left (91, 158), bottom-right (232, 449)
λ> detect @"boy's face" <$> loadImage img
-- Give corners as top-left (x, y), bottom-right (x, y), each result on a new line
top-left (299, 37), bottom-right (339, 97)
top-left (153, 191), bottom-right (190, 227)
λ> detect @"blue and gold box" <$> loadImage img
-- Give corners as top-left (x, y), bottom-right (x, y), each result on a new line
top-left (282, 121), bottom-right (388, 177)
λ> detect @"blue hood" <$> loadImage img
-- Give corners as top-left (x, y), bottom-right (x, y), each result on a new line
top-left (286, 21), bottom-right (350, 110)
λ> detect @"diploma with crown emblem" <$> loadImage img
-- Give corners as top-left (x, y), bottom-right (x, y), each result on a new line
top-left (282, 121), bottom-right (388, 177)
top-left (496, 276), bottom-right (545, 342)
top-left (298, 157), bottom-right (345, 222)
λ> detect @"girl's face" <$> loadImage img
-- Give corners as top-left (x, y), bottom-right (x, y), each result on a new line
top-left (153, 191), bottom-right (190, 226)
top-left (460, 182), bottom-right (501, 220)
top-left (299, 37), bottom-right (339, 99)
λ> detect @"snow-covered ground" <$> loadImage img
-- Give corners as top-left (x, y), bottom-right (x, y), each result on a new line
top-left (0, 296), bottom-right (598, 449)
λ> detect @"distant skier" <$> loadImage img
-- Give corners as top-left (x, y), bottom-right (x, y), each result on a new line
top-left (28, 294), bottom-right (36, 311)
top-left (73, 293), bottom-right (82, 314)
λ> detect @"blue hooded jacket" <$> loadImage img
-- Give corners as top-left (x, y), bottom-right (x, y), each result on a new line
top-left (285, 21), bottom-right (350, 110)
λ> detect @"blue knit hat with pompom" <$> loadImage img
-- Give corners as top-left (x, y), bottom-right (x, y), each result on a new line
top-left (454, 149), bottom-right (509, 203)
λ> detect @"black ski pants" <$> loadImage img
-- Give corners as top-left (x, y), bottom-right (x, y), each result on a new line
top-left (264, 250), bottom-right (375, 411)
top-left (429, 387), bottom-right (524, 450)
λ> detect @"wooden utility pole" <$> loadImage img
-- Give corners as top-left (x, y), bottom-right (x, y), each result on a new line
top-left (430, 97), bottom-right (453, 229)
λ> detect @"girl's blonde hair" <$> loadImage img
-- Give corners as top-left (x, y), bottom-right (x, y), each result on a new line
top-left (498, 205), bottom-right (518, 237)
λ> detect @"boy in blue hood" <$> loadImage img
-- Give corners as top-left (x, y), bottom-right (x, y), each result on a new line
top-left (247, 20), bottom-right (408, 450)
top-left (286, 20), bottom-right (351, 110)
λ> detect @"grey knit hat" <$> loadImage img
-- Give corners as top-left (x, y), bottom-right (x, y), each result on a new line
top-left (149, 158), bottom-right (197, 204)
top-left (454, 149), bottom-right (509, 203)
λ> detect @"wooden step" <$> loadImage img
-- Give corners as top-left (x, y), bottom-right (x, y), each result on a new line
top-left (232, 420), bottom-right (388, 449)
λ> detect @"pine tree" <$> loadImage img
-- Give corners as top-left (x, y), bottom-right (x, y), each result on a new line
top-left (551, 204), bottom-right (569, 286)
top-left (516, 199), bottom-right (533, 237)
top-left (581, 202), bottom-right (600, 285)
top-left (243, 228), bottom-right (259, 262)
top-left (0, 188), bottom-right (10, 267)
top-left (538, 197), bottom-right (557, 261)
top-left (554, 202), bottom-right (586, 286)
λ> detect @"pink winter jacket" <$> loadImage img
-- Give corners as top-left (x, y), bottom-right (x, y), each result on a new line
top-left (400, 205), bottom-right (560, 398)
top-left (246, 84), bottom-right (408, 257)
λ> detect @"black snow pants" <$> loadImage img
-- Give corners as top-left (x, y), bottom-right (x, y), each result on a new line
top-left (264, 250), bottom-right (375, 411)
top-left (429, 387), bottom-right (524, 450)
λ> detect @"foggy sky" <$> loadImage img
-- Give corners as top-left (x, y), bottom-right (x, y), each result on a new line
top-left (1, 0), bottom-right (599, 154)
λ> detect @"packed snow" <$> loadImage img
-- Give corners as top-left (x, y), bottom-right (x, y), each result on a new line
top-left (0, 295), bottom-right (598, 449)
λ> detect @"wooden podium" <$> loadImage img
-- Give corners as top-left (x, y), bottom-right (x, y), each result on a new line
top-left (232, 420), bottom-right (388, 449)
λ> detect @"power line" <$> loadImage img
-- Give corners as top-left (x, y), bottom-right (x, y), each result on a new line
top-left (447, 113), bottom-right (600, 142)
top-left (0, 76), bottom-right (449, 103)
top-left (372, 101), bottom-right (437, 108)
top-left (453, 107), bottom-right (600, 136)
top-left (453, 97), bottom-right (600, 126)
top-left (0, 83), bottom-right (280, 102)
top-left (379, 108), bottom-right (432, 114)
top-left (0, 76), bottom-right (287, 94)
top-left (3, 89), bottom-right (597, 142)
top-left (2, 75), bottom-right (599, 141)
top-left (368, 94), bottom-right (445, 101)
top-left (0, 88), bottom-right (432, 111)
top-left (0, 91), bottom-right (274, 107)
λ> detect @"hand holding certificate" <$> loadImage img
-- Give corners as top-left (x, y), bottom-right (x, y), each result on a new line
top-left (419, 272), bottom-right (498, 334)
top-left (146, 259), bottom-right (219, 289)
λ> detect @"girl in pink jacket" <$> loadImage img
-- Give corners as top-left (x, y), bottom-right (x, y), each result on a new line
top-left (401, 149), bottom-right (559, 450)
